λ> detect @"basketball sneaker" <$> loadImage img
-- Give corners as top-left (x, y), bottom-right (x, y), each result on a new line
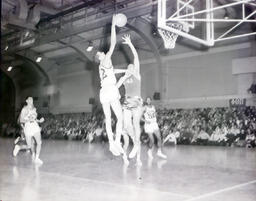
top-left (34, 157), bottom-right (43, 165)
top-left (13, 145), bottom-right (20, 157)
top-left (157, 150), bottom-right (167, 159)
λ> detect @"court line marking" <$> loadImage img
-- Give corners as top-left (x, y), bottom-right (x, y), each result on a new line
top-left (1, 166), bottom-right (192, 199)
top-left (184, 179), bottom-right (256, 201)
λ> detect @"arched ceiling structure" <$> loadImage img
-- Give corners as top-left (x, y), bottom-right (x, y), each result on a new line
top-left (1, 0), bottom-right (255, 79)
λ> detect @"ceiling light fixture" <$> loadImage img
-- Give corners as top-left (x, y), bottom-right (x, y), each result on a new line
top-left (86, 41), bottom-right (93, 52)
top-left (7, 66), bottom-right (13, 72)
top-left (36, 56), bottom-right (42, 63)
top-left (25, 30), bottom-right (30, 37)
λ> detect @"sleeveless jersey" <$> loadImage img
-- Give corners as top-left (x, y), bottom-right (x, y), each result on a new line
top-left (99, 64), bottom-right (117, 87)
top-left (21, 106), bottom-right (37, 123)
top-left (123, 76), bottom-right (141, 97)
top-left (144, 105), bottom-right (157, 123)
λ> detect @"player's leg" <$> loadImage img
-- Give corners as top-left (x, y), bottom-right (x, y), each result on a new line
top-left (123, 108), bottom-right (134, 141)
top-left (147, 131), bottom-right (154, 159)
top-left (13, 137), bottom-right (30, 157)
top-left (31, 137), bottom-right (36, 160)
top-left (110, 99), bottom-right (124, 154)
top-left (123, 108), bottom-right (135, 150)
top-left (174, 135), bottom-right (177, 145)
top-left (122, 131), bottom-right (130, 165)
top-left (33, 132), bottom-right (43, 164)
top-left (23, 133), bottom-right (33, 154)
top-left (14, 136), bottom-right (20, 145)
top-left (13, 126), bottom-right (26, 156)
top-left (122, 108), bottom-right (133, 164)
top-left (154, 128), bottom-right (167, 159)
top-left (102, 102), bottom-right (120, 156)
top-left (13, 142), bottom-right (21, 157)
top-left (130, 107), bottom-right (143, 166)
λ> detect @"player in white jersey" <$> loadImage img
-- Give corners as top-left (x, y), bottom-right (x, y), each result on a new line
top-left (13, 97), bottom-right (44, 164)
top-left (116, 34), bottom-right (143, 166)
top-left (95, 15), bottom-right (124, 156)
top-left (143, 97), bottom-right (167, 160)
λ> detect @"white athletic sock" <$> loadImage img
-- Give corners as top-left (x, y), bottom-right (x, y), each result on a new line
top-left (147, 149), bottom-right (153, 159)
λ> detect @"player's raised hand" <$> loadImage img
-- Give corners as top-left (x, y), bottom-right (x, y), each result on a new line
top-left (122, 34), bottom-right (131, 45)
top-left (112, 14), bottom-right (117, 25)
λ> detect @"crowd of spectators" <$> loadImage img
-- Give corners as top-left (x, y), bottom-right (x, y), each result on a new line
top-left (1, 106), bottom-right (256, 148)
top-left (158, 106), bottom-right (256, 148)
top-left (40, 112), bottom-right (107, 143)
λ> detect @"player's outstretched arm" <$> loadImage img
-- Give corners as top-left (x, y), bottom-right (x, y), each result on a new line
top-left (116, 72), bottom-right (131, 89)
top-left (122, 34), bottom-right (140, 80)
top-left (116, 35), bottom-right (142, 89)
top-left (106, 14), bottom-right (117, 59)
top-left (114, 69), bottom-right (127, 74)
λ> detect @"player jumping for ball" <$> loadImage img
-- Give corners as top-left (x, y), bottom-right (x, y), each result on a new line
top-left (95, 15), bottom-right (124, 156)
top-left (116, 34), bottom-right (143, 166)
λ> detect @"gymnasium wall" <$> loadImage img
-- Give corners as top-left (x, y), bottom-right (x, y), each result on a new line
top-left (47, 42), bottom-right (255, 113)
top-left (50, 62), bottom-right (95, 114)
top-left (141, 42), bottom-right (255, 108)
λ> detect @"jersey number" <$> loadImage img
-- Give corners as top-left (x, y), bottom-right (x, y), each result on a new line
top-left (147, 111), bottom-right (156, 119)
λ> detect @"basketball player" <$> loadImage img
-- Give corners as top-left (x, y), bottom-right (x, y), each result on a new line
top-left (13, 97), bottom-right (44, 164)
top-left (13, 107), bottom-right (35, 156)
top-left (116, 34), bottom-right (143, 166)
top-left (95, 14), bottom-right (124, 156)
top-left (143, 97), bottom-right (167, 159)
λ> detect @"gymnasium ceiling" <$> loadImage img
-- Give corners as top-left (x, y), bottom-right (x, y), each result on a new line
top-left (1, 0), bottom-right (256, 69)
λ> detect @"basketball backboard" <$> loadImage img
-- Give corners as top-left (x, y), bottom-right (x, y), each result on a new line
top-left (158, 0), bottom-right (256, 48)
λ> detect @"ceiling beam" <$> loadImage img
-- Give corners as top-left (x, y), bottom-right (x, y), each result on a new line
top-left (38, 0), bottom-right (104, 25)
top-left (5, 2), bottom-right (156, 53)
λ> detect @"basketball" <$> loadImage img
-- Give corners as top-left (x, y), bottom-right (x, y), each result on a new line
top-left (115, 13), bottom-right (127, 27)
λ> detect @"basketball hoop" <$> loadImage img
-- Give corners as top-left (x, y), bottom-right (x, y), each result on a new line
top-left (158, 22), bottom-right (189, 49)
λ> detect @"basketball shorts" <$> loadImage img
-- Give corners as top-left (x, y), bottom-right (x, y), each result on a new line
top-left (144, 122), bottom-right (159, 133)
top-left (123, 96), bottom-right (143, 110)
top-left (24, 122), bottom-right (41, 137)
top-left (100, 85), bottom-right (120, 104)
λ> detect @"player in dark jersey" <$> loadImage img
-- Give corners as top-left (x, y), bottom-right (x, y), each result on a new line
top-left (116, 34), bottom-right (143, 166)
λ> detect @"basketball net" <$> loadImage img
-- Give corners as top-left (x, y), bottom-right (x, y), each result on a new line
top-left (158, 22), bottom-right (189, 49)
